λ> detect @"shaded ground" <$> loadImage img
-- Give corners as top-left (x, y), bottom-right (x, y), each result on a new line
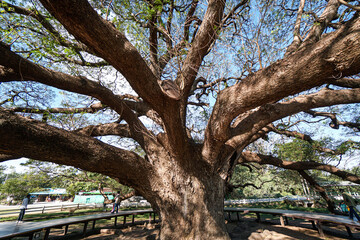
top-left (42, 215), bottom-right (360, 240)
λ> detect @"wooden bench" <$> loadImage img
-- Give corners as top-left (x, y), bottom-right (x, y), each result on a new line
top-left (0, 209), bottom-right (156, 240)
top-left (224, 207), bottom-right (360, 238)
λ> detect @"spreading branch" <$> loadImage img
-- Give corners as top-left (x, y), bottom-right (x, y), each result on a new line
top-left (205, 15), bottom-right (360, 162)
top-left (240, 151), bottom-right (360, 184)
top-left (0, 108), bottom-right (152, 189)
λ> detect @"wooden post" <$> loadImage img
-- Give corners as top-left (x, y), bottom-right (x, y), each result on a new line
top-left (44, 228), bottom-right (51, 240)
top-left (315, 221), bottom-right (324, 238)
top-left (82, 221), bottom-right (88, 236)
top-left (280, 216), bottom-right (285, 226)
top-left (345, 226), bottom-right (353, 238)
top-left (123, 215), bottom-right (127, 225)
top-left (311, 220), bottom-right (316, 229)
top-left (256, 213), bottom-right (261, 222)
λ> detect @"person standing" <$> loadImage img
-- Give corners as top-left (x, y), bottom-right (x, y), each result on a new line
top-left (111, 191), bottom-right (121, 214)
top-left (17, 194), bottom-right (30, 223)
top-left (341, 189), bottom-right (360, 221)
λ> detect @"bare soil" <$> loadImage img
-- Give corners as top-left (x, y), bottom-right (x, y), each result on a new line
top-left (45, 215), bottom-right (360, 240)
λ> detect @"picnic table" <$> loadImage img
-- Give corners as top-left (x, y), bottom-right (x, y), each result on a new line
top-left (0, 209), bottom-right (156, 240)
top-left (225, 207), bottom-right (360, 238)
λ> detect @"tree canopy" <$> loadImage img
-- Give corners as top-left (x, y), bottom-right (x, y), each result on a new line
top-left (1, 0), bottom-right (360, 239)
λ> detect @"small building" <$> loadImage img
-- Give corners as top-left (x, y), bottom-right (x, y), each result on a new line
top-left (30, 188), bottom-right (70, 202)
top-left (73, 191), bottom-right (114, 204)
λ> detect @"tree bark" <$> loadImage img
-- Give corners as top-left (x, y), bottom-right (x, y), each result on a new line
top-left (150, 168), bottom-right (229, 240)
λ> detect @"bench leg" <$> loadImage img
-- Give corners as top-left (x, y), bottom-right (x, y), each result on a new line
top-left (345, 226), bottom-right (353, 238)
top-left (92, 220), bottom-right (96, 229)
top-left (43, 228), bottom-right (51, 240)
top-left (114, 216), bottom-right (117, 226)
top-left (153, 212), bottom-right (156, 222)
top-left (256, 213), bottom-right (261, 223)
top-left (280, 216), bottom-right (285, 226)
top-left (228, 212), bottom-right (232, 222)
top-left (236, 212), bottom-right (240, 221)
top-left (63, 225), bottom-right (69, 235)
top-left (132, 215), bottom-right (135, 224)
top-left (285, 216), bottom-right (289, 225)
top-left (123, 216), bottom-right (127, 225)
top-left (82, 222), bottom-right (88, 236)
top-left (315, 221), bottom-right (324, 238)
top-left (311, 220), bottom-right (316, 230)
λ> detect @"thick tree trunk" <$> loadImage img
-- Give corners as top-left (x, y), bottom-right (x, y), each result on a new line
top-left (145, 163), bottom-right (230, 240)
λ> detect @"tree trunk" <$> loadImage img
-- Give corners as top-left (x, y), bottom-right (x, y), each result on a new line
top-left (146, 164), bottom-right (230, 240)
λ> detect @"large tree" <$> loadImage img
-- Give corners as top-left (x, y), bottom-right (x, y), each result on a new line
top-left (1, 0), bottom-right (360, 239)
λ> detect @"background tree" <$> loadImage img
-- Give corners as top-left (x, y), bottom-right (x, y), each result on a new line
top-left (0, 170), bottom-right (49, 200)
top-left (1, 0), bottom-right (360, 239)
top-left (23, 160), bottom-right (133, 198)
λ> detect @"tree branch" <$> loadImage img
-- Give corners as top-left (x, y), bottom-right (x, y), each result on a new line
top-left (0, 43), bottom-right (157, 150)
top-left (305, 110), bottom-right (360, 131)
top-left (205, 15), bottom-right (360, 162)
top-left (328, 77), bottom-right (360, 88)
top-left (229, 88), bottom-right (360, 150)
top-left (285, 0), bottom-right (305, 55)
top-left (0, 108), bottom-right (153, 189)
top-left (38, 0), bottom-right (168, 112)
top-left (240, 151), bottom-right (360, 184)
top-left (0, 1), bottom-right (93, 54)
top-left (74, 123), bottom-right (131, 138)
top-left (8, 102), bottom-right (105, 114)
top-left (301, 0), bottom-right (341, 48)
top-left (178, 0), bottom-right (226, 97)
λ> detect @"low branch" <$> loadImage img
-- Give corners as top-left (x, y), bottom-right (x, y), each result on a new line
top-left (240, 151), bottom-right (360, 184)
top-left (0, 108), bottom-right (152, 189)
top-left (9, 102), bottom-right (106, 114)
top-left (267, 124), bottom-right (343, 154)
top-left (298, 170), bottom-right (336, 213)
top-left (305, 110), bottom-right (360, 131)
top-left (0, 154), bottom-right (23, 162)
top-left (229, 88), bottom-right (360, 148)
top-left (0, 44), bottom-right (156, 149)
top-left (74, 123), bottom-right (131, 138)
top-left (328, 77), bottom-right (360, 88)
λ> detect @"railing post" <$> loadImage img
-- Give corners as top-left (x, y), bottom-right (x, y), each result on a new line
top-left (61, 204), bottom-right (63, 211)
top-left (42, 206), bottom-right (45, 214)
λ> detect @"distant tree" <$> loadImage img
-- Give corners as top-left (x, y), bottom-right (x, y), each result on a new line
top-left (0, 171), bottom-right (48, 199)
top-left (24, 160), bottom-right (133, 198)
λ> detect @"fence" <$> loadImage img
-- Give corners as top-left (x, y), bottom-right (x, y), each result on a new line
top-left (0, 202), bottom-right (104, 218)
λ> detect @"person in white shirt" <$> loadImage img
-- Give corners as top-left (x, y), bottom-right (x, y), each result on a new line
top-left (17, 194), bottom-right (30, 223)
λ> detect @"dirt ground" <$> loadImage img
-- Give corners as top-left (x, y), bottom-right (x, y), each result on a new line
top-left (45, 215), bottom-right (360, 240)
